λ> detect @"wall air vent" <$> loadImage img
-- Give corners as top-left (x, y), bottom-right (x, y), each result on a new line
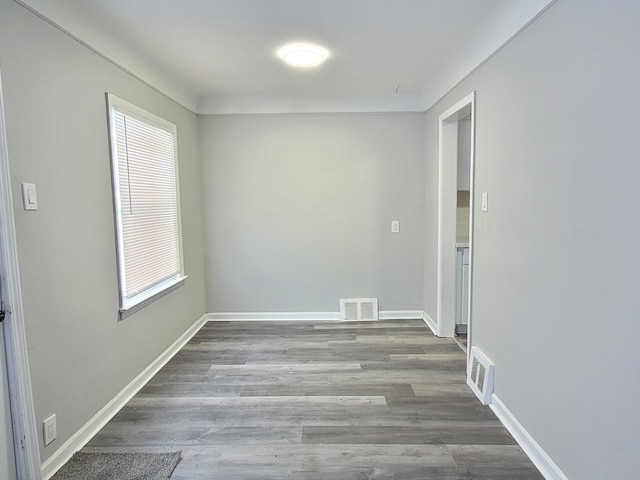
top-left (467, 346), bottom-right (495, 405)
top-left (340, 298), bottom-right (378, 321)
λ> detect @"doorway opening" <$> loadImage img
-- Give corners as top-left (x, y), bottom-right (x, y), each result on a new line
top-left (436, 92), bottom-right (476, 359)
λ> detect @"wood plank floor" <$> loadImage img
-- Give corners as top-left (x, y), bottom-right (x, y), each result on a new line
top-left (84, 319), bottom-right (544, 479)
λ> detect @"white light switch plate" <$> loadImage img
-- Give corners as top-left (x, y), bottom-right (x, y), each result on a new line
top-left (391, 220), bottom-right (400, 233)
top-left (481, 192), bottom-right (488, 212)
top-left (21, 183), bottom-right (38, 211)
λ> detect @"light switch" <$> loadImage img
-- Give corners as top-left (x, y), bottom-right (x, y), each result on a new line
top-left (391, 220), bottom-right (400, 233)
top-left (481, 192), bottom-right (488, 212)
top-left (21, 183), bottom-right (38, 211)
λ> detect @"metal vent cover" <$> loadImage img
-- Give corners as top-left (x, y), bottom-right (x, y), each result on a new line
top-left (468, 346), bottom-right (494, 405)
top-left (340, 298), bottom-right (378, 321)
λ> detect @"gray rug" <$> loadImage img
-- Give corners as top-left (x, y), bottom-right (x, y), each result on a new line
top-left (51, 451), bottom-right (182, 480)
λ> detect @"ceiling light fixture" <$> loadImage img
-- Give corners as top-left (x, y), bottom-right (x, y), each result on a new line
top-left (277, 43), bottom-right (329, 67)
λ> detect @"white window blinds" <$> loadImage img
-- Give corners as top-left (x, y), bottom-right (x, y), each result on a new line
top-left (107, 94), bottom-right (185, 315)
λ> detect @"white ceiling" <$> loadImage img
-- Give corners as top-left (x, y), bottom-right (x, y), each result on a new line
top-left (17, 0), bottom-right (554, 114)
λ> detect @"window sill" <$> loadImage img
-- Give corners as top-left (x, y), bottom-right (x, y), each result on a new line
top-left (119, 274), bottom-right (188, 320)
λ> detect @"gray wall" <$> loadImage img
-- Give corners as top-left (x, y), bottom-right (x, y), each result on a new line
top-left (0, 0), bottom-right (206, 462)
top-left (200, 113), bottom-right (425, 313)
top-left (424, 1), bottom-right (640, 479)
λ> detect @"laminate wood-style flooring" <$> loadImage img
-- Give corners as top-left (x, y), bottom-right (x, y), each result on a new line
top-left (84, 319), bottom-right (544, 479)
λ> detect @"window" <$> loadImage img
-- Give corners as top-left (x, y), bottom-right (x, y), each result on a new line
top-left (107, 94), bottom-right (186, 317)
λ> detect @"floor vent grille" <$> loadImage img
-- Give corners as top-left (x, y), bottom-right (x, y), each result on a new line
top-left (340, 298), bottom-right (378, 321)
top-left (468, 346), bottom-right (495, 405)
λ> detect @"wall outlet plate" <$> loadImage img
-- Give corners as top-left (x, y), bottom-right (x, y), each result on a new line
top-left (43, 413), bottom-right (57, 445)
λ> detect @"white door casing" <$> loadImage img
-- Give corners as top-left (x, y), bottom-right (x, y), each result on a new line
top-left (0, 327), bottom-right (17, 480)
top-left (0, 68), bottom-right (42, 479)
top-left (436, 92), bottom-right (476, 352)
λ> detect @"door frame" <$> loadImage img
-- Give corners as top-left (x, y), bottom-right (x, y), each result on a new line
top-left (0, 70), bottom-right (42, 479)
top-left (436, 92), bottom-right (476, 344)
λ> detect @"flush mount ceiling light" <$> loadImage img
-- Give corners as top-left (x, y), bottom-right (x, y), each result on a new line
top-left (277, 43), bottom-right (329, 67)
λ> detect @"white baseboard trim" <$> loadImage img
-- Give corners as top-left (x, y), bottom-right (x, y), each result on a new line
top-left (422, 312), bottom-right (438, 335)
top-left (207, 312), bottom-right (340, 321)
top-left (40, 314), bottom-right (208, 479)
top-left (378, 310), bottom-right (424, 320)
top-left (208, 311), bottom-right (426, 322)
top-left (490, 394), bottom-right (569, 480)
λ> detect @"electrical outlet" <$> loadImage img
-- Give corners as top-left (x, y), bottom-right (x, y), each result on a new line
top-left (43, 414), bottom-right (57, 445)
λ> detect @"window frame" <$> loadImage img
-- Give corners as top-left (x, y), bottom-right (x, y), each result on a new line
top-left (106, 93), bottom-right (187, 319)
